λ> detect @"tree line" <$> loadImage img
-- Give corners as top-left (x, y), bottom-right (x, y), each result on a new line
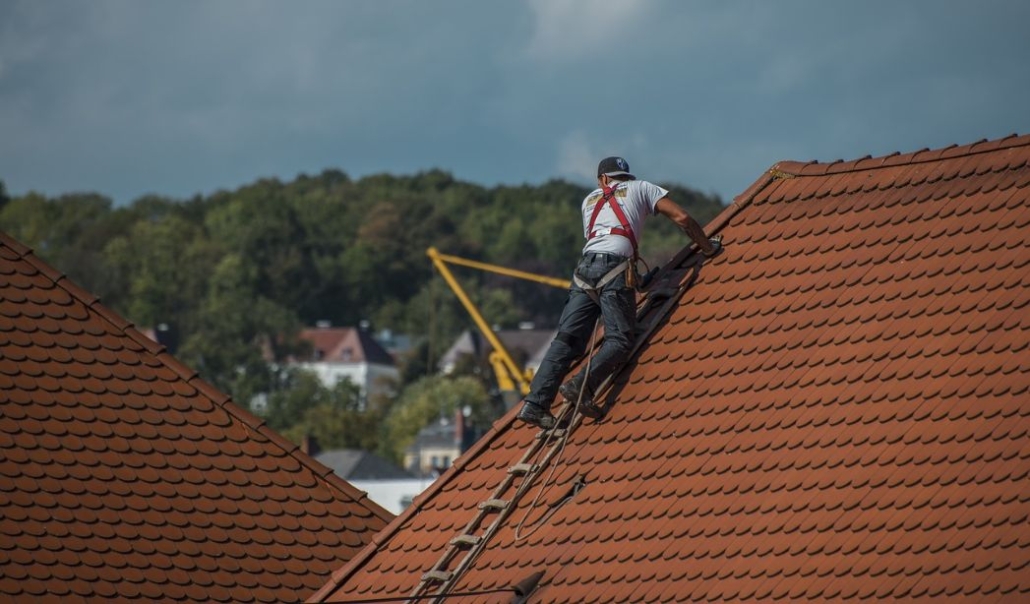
top-left (0, 172), bottom-right (724, 464)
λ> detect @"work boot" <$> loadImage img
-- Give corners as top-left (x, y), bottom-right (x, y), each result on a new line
top-left (517, 402), bottom-right (556, 430)
top-left (560, 375), bottom-right (593, 404)
top-left (560, 378), bottom-right (605, 419)
top-left (579, 400), bottom-right (605, 420)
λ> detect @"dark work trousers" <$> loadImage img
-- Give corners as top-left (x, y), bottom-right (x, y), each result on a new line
top-left (525, 252), bottom-right (636, 410)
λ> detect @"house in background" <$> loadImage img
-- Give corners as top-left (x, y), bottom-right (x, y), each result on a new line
top-left (0, 232), bottom-right (393, 603)
top-left (438, 326), bottom-right (555, 409)
top-left (371, 326), bottom-right (414, 362)
top-left (438, 326), bottom-right (554, 378)
top-left (299, 438), bottom-right (428, 515)
top-left (313, 447), bottom-right (415, 482)
top-left (403, 408), bottom-right (483, 478)
top-left (310, 134), bottom-right (1030, 602)
top-left (291, 322), bottom-right (400, 402)
top-left (140, 322), bottom-right (179, 354)
top-left (347, 475), bottom-right (437, 516)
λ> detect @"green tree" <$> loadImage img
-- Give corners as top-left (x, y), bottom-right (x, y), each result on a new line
top-left (286, 173), bottom-right (355, 325)
top-left (116, 215), bottom-right (215, 334)
top-left (381, 375), bottom-right (494, 463)
top-left (264, 369), bottom-right (326, 432)
top-left (278, 373), bottom-right (385, 452)
top-left (0, 192), bottom-right (143, 308)
top-left (339, 202), bottom-right (411, 318)
top-left (204, 182), bottom-right (321, 318)
top-left (0, 192), bottom-right (57, 251)
top-left (178, 253), bottom-right (302, 403)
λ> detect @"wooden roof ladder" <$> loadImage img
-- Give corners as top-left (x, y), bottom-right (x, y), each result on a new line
top-left (407, 408), bottom-right (580, 602)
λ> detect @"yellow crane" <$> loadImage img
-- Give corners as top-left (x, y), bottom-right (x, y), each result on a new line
top-left (427, 247), bottom-right (570, 397)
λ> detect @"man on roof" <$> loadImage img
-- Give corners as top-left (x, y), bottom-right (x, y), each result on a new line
top-left (517, 156), bottom-right (722, 429)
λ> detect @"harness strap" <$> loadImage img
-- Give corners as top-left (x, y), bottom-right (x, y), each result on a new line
top-left (588, 184), bottom-right (638, 254)
top-left (573, 259), bottom-right (630, 302)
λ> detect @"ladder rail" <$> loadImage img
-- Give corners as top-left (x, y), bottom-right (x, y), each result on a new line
top-left (428, 410), bottom-right (583, 600)
top-left (408, 409), bottom-right (568, 599)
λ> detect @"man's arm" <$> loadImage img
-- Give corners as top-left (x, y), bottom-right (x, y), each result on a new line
top-left (655, 197), bottom-right (718, 256)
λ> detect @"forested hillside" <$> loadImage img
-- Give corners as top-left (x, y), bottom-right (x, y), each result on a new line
top-left (0, 171), bottom-right (724, 460)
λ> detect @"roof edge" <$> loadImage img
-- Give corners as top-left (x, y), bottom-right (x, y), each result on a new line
top-left (772, 132), bottom-right (1028, 178)
top-left (0, 230), bottom-right (396, 531)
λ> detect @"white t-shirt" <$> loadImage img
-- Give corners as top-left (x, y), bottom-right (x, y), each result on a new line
top-left (580, 180), bottom-right (668, 257)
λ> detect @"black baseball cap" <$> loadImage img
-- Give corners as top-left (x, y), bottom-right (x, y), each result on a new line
top-left (597, 156), bottom-right (636, 180)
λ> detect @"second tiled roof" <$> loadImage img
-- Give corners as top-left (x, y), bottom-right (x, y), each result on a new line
top-left (0, 233), bottom-right (394, 603)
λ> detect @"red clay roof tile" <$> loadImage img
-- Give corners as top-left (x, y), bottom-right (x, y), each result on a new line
top-left (310, 133), bottom-right (1030, 602)
top-left (0, 232), bottom-right (394, 602)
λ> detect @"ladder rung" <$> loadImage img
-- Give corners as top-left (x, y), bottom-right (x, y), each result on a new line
top-left (478, 498), bottom-right (508, 511)
top-left (422, 570), bottom-right (452, 583)
top-left (508, 463), bottom-right (535, 475)
top-left (450, 534), bottom-right (482, 547)
top-left (537, 428), bottom-right (566, 439)
top-left (411, 403), bottom-right (581, 601)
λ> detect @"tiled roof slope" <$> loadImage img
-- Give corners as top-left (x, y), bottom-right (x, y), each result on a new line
top-left (0, 233), bottom-right (394, 603)
top-left (312, 134), bottom-right (1030, 602)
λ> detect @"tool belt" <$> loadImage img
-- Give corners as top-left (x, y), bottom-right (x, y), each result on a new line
top-left (573, 257), bottom-right (637, 302)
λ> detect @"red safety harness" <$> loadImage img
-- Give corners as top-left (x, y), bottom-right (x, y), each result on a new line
top-left (587, 183), bottom-right (638, 255)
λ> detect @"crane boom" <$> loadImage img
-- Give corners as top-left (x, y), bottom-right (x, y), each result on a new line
top-left (427, 247), bottom-right (569, 396)
top-left (430, 249), bottom-right (571, 289)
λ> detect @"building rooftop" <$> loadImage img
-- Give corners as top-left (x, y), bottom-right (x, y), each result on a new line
top-left (310, 134), bottom-right (1030, 602)
top-left (315, 449), bottom-right (414, 481)
top-left (297, 325), bottom-right (395, 366)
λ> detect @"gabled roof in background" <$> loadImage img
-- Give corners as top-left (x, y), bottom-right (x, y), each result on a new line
top-left (405, 418), bottom-right (461, 452)
top-left (315, 449), bottom-right (414, 481)
top-left (438, 328), bottom-right (554, 372)
top-left (0, 233), bottom-right (394, 603)
top-left (496, 328), bottom-right (554, 364)
top-left (311, 134), bottom-right (1030, 602)
top-left (297, 326), bottom-right (395, 366)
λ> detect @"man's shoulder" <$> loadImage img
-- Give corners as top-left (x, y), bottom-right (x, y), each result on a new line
top-left (626, 179), bottom-right (660, 189)
top-left (630, 179), bottom-right (667, 198)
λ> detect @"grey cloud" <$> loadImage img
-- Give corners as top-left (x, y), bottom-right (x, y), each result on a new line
top-left (1, 0), bottom-right (1028, 205)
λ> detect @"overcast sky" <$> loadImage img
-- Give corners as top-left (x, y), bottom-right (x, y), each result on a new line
top-left (2, 0), bottom-right (1028, 206)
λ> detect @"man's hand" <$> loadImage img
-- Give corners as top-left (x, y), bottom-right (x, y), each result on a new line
top-left (702, 234), bottom-right (723, 258)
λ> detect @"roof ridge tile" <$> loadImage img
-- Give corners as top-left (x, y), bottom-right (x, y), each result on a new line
top-left (761, 132), bottom-right (1030, 181)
